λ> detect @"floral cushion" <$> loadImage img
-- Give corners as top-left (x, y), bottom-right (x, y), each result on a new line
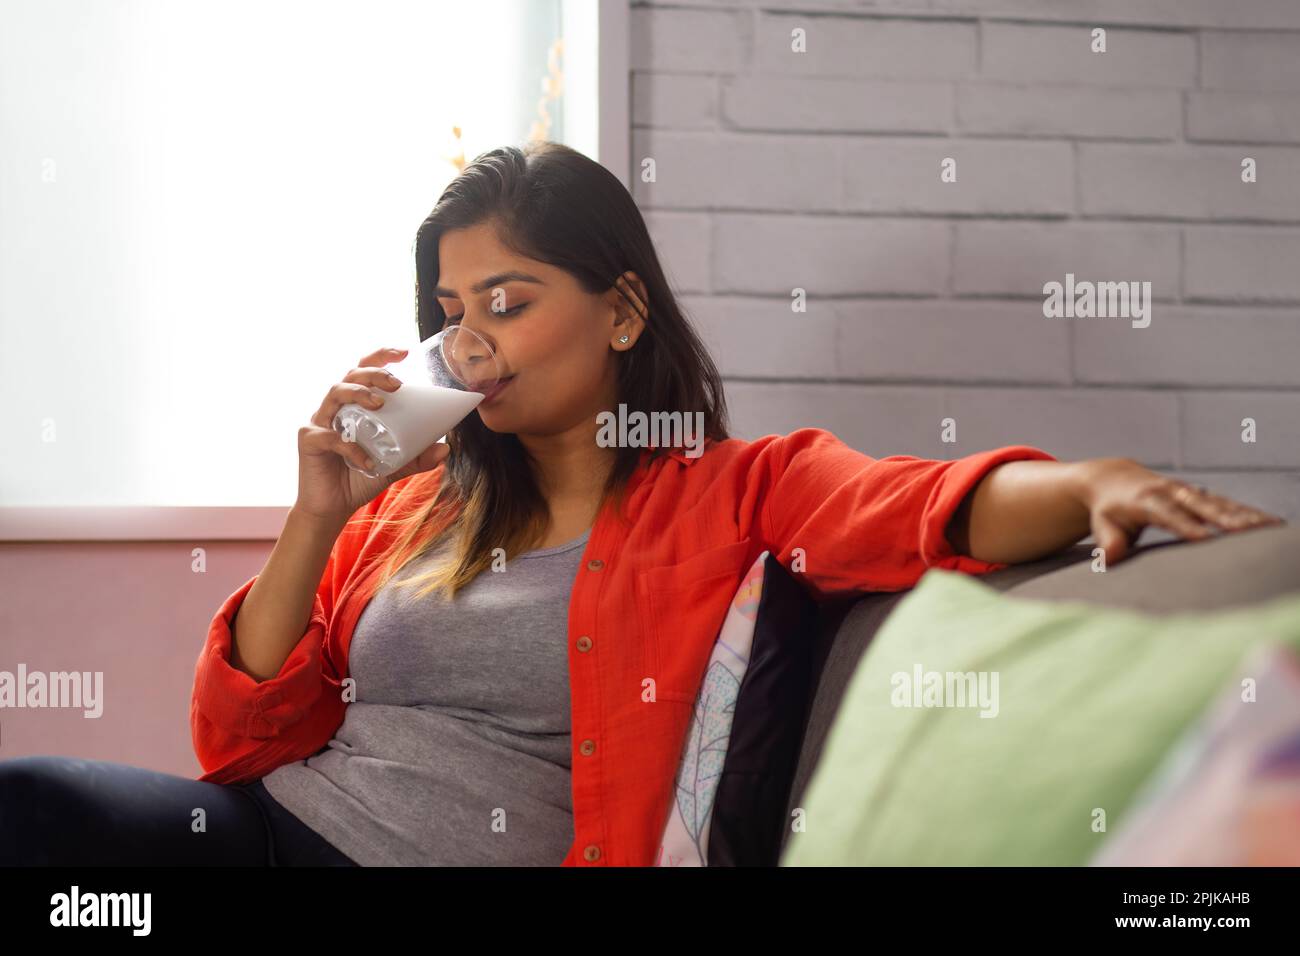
top-left (1091, 642), bottom-right (1300, 866)
top-left (656, 551), bottom-right (820, 866)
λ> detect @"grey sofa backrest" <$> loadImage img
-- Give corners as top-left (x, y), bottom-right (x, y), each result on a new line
top-left (783, 524), bottom-right (1300, 850)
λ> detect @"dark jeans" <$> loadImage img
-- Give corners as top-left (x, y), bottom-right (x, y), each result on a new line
top-left (0, 755), bottom-right (358, 866)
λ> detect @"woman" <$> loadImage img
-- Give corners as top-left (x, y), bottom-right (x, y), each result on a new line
top-left (0, 142), bottom-right (1282, 867)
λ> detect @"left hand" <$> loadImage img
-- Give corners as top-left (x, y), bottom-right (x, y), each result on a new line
top-left (1078, 458), bottom-right (1285, 565)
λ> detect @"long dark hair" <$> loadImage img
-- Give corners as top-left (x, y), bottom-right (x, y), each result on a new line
top-left (370, 141), bottom-right (729, 600)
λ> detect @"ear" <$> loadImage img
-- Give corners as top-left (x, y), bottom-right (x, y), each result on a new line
top-left (608, 271), bottom-right (648, 346)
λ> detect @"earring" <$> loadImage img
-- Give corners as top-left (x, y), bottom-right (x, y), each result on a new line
top-left (618, 335), bottom-right (630, 344)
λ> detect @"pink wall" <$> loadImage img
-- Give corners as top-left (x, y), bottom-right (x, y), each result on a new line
top-left (0, 539), bottom-right (273, 777)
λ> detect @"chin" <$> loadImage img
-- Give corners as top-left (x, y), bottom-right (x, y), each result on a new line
top-left (476, 410), bottom-right (517, 433)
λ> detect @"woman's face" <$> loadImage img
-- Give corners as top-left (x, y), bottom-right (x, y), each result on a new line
top-left (434, 221), bottom-right (644, 438)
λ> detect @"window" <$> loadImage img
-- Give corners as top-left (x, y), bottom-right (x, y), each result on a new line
top-left (0, 0), bottom-right (627, 536)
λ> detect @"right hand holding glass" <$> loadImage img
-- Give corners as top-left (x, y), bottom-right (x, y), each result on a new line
top-left (295, 346), bottom-right (451, 524)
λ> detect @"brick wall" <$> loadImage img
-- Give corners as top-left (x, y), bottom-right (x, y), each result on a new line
top-left (629, 0), bottom-right (1300, 522)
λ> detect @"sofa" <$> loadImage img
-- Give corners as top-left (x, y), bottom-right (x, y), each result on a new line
top-left (776, 523), bottom-right (1300, 863)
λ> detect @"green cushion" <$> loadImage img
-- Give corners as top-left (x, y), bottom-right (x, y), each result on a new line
top-left (780, 568), bottom-right (1300, 866)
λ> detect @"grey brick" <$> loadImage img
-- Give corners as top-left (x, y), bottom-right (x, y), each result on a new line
top-left (842, 138), bottom-right (1073, 215)
top-left (714, 214), bottom-right (949, 295)
top-left (835, 298), bottom-right (1070, 383)
top-left (1201, 31), bottom-right (1300, 92)
top-left (632, 72), bottom-right (718, 129)
top-left (686, 296), bottom-right (1070, 383)
top-left (630, 7), bottom-right (750, 74)
top-left (1185, 226), bottom-right (1300, 303)
top-left (1187, 91), bottom-right (1300, 144)
top-left (1079, 144), bottom-right (1300, 221)
top-left (1182, 392), bottom-right (1300, 468)
top-left (722, 381), bottom-right (950, 456)
top-left (936, 387), bottom-right (1181, 465)
top-left (920, 0), bottom-right (1300, 30)
top-left (755, 13), bottom-right (977, 79)
top-left (682, 295), bottom-right (839, 377)
top-left (635, 0), bottom-right (1300, 31)
top-left (722, 75), bottom-right (953, 133)
top-left (631, 130), bottom-right (843, 211)
top-left (723, 380), bottom-right (1181, 470)
top-left (981, 22), bottom-right (1195, 89)
top-left (953, 223), bottom-right (1180, 297)
top-left (1074, 305), bottom-right (1300, 387)
top-left (644, 211), bottom-right (711, 294)
top-left (957, 83), bottom-right (1180, 140)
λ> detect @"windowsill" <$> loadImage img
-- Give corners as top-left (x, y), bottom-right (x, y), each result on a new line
top-left (0, 507), bottom-right (291, 542)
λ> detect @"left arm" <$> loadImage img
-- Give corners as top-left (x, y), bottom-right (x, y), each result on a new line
top-left (945, 456), bottom-right (1285, 566)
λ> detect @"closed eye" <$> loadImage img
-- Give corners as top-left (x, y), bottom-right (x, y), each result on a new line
top-left (445, 303), bottom-right (527, 325)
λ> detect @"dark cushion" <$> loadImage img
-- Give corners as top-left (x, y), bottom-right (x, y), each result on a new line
top-left (707, 553), bottom-right (821, 866)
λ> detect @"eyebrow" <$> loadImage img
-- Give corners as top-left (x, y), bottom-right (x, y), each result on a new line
top-left (433, 270), bottom-right (545, 299)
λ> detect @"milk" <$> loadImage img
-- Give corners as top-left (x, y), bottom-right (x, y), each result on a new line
top-left (334, 382), bottom-right (484, 478)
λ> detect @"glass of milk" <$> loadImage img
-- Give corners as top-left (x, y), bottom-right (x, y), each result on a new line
top-left (331, 325), bottom-right (502, 479)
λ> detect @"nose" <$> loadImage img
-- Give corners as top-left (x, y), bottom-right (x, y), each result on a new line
top-left (448, 311), bottom-right (497, 351)
top-left (443, 323), bottom-right (501, 386)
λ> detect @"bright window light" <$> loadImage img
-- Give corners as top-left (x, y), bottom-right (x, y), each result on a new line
top-left (1, 0), bottom-right (604, 508)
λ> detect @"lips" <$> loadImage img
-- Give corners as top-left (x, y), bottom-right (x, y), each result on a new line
top-left (480, 375), bottom-right (515, 401)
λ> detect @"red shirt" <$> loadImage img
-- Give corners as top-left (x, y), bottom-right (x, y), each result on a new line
top-left (190, 427), bottom-right (1056, 865)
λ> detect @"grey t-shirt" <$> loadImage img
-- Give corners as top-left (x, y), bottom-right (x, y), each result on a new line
top-left (260, 526), bottom-right (590, 866)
